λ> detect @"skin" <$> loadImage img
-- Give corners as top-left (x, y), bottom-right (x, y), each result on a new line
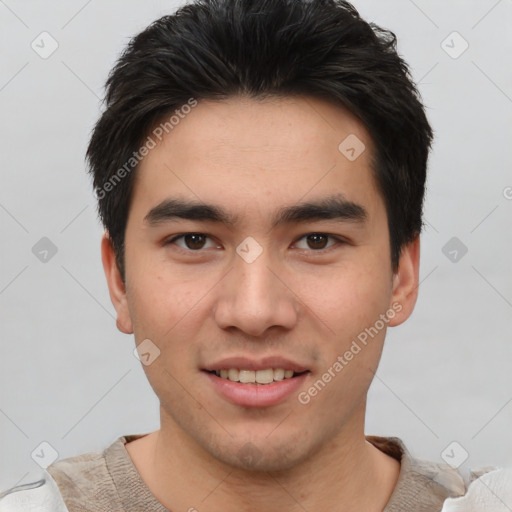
top-left (102, 95), bottom-right (420, 511)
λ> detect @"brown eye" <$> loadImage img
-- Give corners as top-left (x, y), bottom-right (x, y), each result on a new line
top-left (167, 233), bottom-right (217, 251)
top-left (183, 234), bottom-right (207, 250)
top-left (294, 233), bottom-right (347, 255)
top-left (295, 233), bottom-right (339, 251)
top-left (306, 234), bottom-right (329, 249)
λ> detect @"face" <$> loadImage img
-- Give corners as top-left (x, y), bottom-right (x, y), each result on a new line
top-left (103, 95), bottom-right (419, 471)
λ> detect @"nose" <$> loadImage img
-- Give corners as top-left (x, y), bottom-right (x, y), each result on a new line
top-left (213, 246), bottom-right (299, 337)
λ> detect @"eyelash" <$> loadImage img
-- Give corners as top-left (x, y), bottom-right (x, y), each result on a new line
top-left (164, 232), bottom-right (347, 255)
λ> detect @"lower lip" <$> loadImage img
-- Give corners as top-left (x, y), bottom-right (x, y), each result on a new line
top-left (203, 371), bottom-right (309, 407)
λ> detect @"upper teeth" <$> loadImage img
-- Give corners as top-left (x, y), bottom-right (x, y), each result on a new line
top-left (215, 368), bottom-right (295, 384)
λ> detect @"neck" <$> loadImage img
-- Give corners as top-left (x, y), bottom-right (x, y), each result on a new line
top-left (126, 406), bottom-right (400, 511)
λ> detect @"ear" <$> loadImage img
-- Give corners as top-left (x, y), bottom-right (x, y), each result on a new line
top-left (101, 232), bottom-right (133, 334)
top-left (387, 235), bottom-right (420, 327)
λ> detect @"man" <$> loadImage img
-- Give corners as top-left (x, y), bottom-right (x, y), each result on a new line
top-left (1, 0), bottom-right (507, 510)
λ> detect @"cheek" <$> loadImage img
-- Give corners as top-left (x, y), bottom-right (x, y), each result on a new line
top-left (292, 258), bottom-right (392, 401)
top-left (296, 259), bottom-right (392, 334)
top-left (126, 266), bottom-right (214, 375)
top-left (127, 261), bottom-right (211, 335)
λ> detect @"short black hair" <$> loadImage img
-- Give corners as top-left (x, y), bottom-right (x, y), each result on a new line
top-left (87, 0), bottom-right (433, 279)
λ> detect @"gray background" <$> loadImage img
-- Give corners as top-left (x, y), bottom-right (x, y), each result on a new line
top-left (1, 0), bottom-right (511, 491)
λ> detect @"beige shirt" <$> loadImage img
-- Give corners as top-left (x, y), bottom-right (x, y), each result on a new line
top-left (46, 434), bottom-right (466, 512)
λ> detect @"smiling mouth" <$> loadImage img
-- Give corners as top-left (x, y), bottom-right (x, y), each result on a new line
top-left (205, 368), bottom-right (309, 385)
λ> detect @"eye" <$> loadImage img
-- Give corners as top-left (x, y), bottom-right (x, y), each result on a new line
top-left (166, 233), bottom-right (218, 251)
top-left (294, 233), bottom-right (342, 251)
top-left (164, 232), bottom-right (346, 253)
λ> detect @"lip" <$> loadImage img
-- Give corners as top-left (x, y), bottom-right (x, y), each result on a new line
top-left (202, 355), bottom-right (310, 373)
top-left (204, 370), bottom-right (310, 407)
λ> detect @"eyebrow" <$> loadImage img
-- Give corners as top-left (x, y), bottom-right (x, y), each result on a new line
top-left (144, 194), bottom-right (368, 229)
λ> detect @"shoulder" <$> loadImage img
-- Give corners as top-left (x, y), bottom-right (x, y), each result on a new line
top-left (0, 436), bottom-right (132, 512)
top-left (441, 466), bottom-right (512, 511)
top-left (44, 437), bottom-right (129, 511)
top-left (368, 435), bottom-right (512, 511)
top-left (0, 472), bottom-right (69, 512)
top-left (368, 436), bottom-right (465, 511)
top-left (369, 436), bottom-right (466, 490)
top-left (45, 446), bottom-right (112, 505)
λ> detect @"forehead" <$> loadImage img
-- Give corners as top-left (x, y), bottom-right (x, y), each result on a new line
top-left (131, 95), bottom-right (382, 223)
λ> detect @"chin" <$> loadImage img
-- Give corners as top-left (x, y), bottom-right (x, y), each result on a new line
top-left (205, 434), bottom-right (314, 473)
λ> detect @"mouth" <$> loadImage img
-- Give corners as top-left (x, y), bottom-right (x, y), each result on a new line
top-left (204, 368), bottom-right (309, 385)
top-left (202, 368), bottom-right (311, 407)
